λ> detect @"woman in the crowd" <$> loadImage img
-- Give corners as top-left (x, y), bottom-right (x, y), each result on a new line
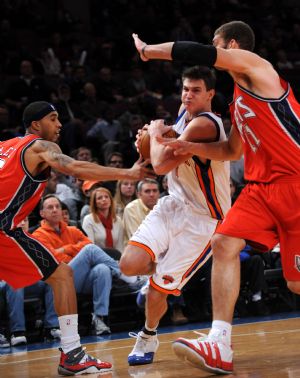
top-left (82, 187), bottom-right (124, 257)
top-left (113, 179), bottom-right (137, 219)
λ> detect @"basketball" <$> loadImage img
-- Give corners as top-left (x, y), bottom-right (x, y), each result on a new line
top-left (139, 129), bottom-right (177, 160)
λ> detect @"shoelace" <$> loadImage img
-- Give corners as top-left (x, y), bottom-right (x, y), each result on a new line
top-left (128, 332), bottom-right (153, 354)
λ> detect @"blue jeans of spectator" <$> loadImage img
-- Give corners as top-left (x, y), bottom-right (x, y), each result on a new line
top-left (69, 244), bottom-right (120, 317)
top-left (5, 281), bottom-right (58, 333)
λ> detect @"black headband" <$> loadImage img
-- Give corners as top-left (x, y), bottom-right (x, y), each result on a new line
top-left (23, 101), bottom-right (57, 128)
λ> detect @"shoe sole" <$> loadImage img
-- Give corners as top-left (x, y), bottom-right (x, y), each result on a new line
top-left (172, 340), bottom-right (232, 375)
top-left (58, 366), bottom-right (112, 376)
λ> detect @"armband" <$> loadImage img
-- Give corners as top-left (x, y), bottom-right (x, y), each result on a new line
top-left (171, 41), bottom-right (217, 66)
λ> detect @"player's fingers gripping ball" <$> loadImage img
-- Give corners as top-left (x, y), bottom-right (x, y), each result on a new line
top-left (139, 129), bottom-right (177, 160)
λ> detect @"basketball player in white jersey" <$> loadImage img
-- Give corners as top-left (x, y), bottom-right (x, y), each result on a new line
top-left (120, 65), bottom-right (230, 366)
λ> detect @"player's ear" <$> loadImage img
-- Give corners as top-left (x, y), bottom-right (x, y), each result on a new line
top-left (31, 120), bottom-right (40, 131)
top-left (208, 89), bottom-right (215, 100)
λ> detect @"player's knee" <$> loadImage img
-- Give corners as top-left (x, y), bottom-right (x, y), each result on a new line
top-left (119, 246), bottom-right (151, 275)
top-left (287, 280), bottom-right (300, 294)
top-left (211, 233), bottom-right (245, 261)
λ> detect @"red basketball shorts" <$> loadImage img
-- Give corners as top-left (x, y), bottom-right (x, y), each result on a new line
top-left (217, 180), bottom-right (300, 281)
top-left (0, 228), bottom-right (59, 289)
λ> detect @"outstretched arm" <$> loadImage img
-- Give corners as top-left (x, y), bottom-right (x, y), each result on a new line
top-left (160, 126), bottom-right (243, 161)
top-left (25, 139), bottom-right (155, 181)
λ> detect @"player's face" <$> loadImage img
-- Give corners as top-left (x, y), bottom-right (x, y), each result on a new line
top-left (95, 190), bottom-right (111, 211)
top-left (138, 183), bottom-right (159, 210)
top-left (181, 78), bottom-right (214, 114)
top-left (39, 111), bottom-right (62, 142)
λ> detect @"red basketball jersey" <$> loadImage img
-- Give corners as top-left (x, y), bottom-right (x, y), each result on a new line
top-left (0, 134), bottom-right (49, 230)
top-left (230, 79), bottom-right (300, 183)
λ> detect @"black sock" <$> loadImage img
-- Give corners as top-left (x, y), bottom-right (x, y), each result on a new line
top-left (142, 326), bottom-right (157, 336)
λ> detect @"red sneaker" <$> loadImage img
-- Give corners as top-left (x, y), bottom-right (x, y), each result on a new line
top-left (172, 334), bottom-right (233, 375)
top-left (58, 346), bottom-right (112, 376)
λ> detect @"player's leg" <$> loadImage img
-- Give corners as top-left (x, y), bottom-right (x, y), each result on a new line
top-left (128, 286), bottom-right (165, 366)
top-left (173, 185), bottom-right (278, 374)
top-left (13, 229), bottom-right (112, 375)
top-left (120, 243), bottom-right (155, 276)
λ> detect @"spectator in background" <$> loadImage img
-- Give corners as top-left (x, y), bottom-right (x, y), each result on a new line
top-left (101, 152), bottom-right (125, 196)
top-left (82, 187), bottom-right (124, 259)
top-left (33, 194), bottom-right (138, 335)
top-left (86, 105), bottom-right (123, 163)
top-left (159, 175), bottom-right (169, 198)
top-left (80, 180), bottom-right (103, 225)
top-left (4, 60), bottom-right (51, 125)
top-left (114, 180), bottom-right (137, 219)
top-left (123, 179), bottom-right (160, 246)
top-left (79, 82), bottom-right (107, 125)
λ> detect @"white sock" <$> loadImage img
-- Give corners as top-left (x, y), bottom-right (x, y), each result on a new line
top-left (208, 320), bottom-right (232, 345)
top-left (58, 314), bottom-right (81, 353)
top-left (119, 273), bottom-right (137, 284)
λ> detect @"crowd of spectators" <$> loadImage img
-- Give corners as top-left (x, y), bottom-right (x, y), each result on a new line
top-left (0, 0), bottom-right (299, 347)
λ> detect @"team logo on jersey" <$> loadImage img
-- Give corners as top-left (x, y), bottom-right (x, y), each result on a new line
top-left (295, 255), bottom-right (300, 272)
top-left (162, 275), bottom-right (174, 284)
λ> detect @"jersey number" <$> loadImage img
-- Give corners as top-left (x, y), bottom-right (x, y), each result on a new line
top-left (234, 96), bottom-right (261, 153)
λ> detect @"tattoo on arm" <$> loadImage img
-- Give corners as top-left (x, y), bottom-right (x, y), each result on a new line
top-left (40, 140), bottom-right (74, 167)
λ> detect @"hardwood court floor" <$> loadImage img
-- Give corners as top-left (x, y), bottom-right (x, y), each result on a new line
top-left (1, 316), bottom-right (300, 378)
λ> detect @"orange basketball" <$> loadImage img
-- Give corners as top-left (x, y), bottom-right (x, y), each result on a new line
top-left (139, 129), bottom-right (177, 160)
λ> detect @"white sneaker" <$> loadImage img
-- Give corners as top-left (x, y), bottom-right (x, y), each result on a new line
top-left (10, 333), bottom-right (27, 346)
top-left (92, 314), bottom-right (111, 335)
top-left (128, 331), bottom-right (159, 366)
top-left (172, 333), bottom-right (233, 374)
top-left (0, 333), bottom-right (9, 348)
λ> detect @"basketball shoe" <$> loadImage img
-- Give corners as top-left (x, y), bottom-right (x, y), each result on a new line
top-left (172, 332), bottom-right (233, 375)
top-left (128, 331), bottom-right (159, 366)
top-left (58, 346), bottom-right (112, 375)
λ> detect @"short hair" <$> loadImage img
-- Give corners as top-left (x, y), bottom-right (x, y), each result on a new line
top-left (214, 21), bottom-right (255, 51)
top-left (40, 194), bottom-right (62, 210)
top-left (182, 66), bottom-right (216, 90)
top-left (137, 179), bottom-right (159, 193)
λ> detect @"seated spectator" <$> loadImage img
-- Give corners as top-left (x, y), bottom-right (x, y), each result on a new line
top-left (61, 202), bottom-right (79, 227)
top-left (82, 187), bottom-right (124, 258)
top-left (159, 175), bottom-right (169, 198)
top-left (86, 105), bottom-right (123, 162)
top-left (80, 180), bottom-right (102, 225)
top-left (33, 194), bottom-right (137, 335)
top-left (123, 179), bottom-right (160, 245)
top-left (114, 180), bottom-right (137, 219)
top-left (101, 152), bottom-right (125, 196)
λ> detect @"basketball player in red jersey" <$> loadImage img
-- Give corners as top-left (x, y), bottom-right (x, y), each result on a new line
top-left (0, 101), bottom-right (153, 375)
top-left (132, 21), bottom-right (300, 374)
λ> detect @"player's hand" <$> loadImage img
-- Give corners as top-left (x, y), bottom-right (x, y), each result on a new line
top-left (132, 33), bottom-right (149, 62)
top-left (129, 156), bottom-right (156, 179)
top-left (157, 138), bottom-right (192, 155)
top-left (135, 124), bottom-right (149, 152)
top-left (148, 119), bottom-right (173, 138)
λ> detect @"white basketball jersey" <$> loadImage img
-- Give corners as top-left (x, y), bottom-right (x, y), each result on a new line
top-left (168, 110), bottom-right (231, 220)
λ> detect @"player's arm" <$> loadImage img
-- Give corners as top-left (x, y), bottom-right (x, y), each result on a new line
top-left (26, 139), bottom-right (154, 181)
top-left (149, 117), bottom-right (218, 175)
top-left (132, 33), bottom-right (268, 75)
top-left (162, 125), bottom-right (243, 161)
